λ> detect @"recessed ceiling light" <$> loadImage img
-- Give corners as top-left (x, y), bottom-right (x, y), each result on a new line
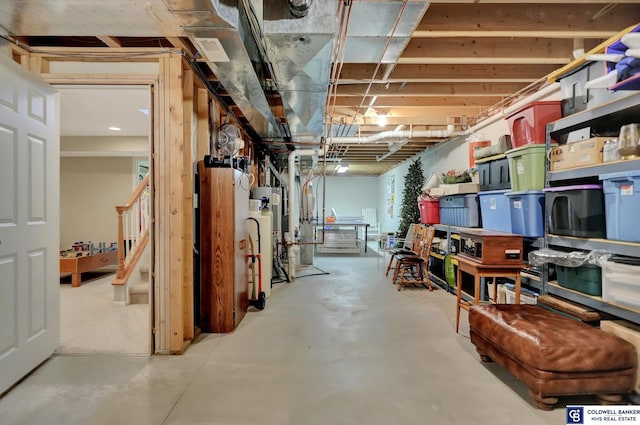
top-left (336, 165), bottom-right (349, 174)
top-left (108, 126), bottom-right (121, 131)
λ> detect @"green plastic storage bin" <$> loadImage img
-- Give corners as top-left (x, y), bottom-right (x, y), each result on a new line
top-left (556, 265), bottom-right (602, 296)
top-left (445, 254), bottom-right (456, 288)
top-left (505, 144), bottom-right (547, 191)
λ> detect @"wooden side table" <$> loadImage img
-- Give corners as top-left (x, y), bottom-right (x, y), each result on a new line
top-left (455, 254), bottom-right (523, 333)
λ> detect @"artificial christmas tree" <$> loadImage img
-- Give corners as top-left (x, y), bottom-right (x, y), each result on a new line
top-left (397, 159), bottom-right (425, 239)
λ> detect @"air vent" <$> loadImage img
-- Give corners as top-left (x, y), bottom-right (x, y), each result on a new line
top-left (194, 38), bottom-right (230, 63)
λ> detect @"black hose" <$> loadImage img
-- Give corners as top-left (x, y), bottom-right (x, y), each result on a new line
top-left (246, 217), bottom-right (261, 254)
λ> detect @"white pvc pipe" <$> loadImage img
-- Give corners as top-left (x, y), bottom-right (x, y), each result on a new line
top-left (330, 83), bottom-right (560, 145)
top-left (287, 151), bottom-right (296, 279)
top-left (332, 124), bottom-right (463, 144)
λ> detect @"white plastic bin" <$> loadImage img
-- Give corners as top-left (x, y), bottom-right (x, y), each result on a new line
top-left (602, 259), bottom-right (640, 310)
top-left (501, 282), bottom-right (538, 305)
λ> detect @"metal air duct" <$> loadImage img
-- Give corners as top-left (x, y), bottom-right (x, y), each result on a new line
top-left (287, 0), bottom-right (313, 18)
top-left (166, 0), bottom-right (282, 139)
top-left (262, 0), bottom-right (337, 146)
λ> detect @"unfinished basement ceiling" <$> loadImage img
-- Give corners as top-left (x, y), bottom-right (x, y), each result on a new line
top-left (1, 0), bottom-right (639, 175)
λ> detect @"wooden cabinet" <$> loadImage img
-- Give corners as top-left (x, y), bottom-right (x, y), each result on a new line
top-left (197, 163), bottom-right (249, 333)
top-left (458, 229), bottom-right (523, 265)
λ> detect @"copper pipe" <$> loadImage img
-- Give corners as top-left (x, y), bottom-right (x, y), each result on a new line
top-left (326, 0), bottom-right (354, 118)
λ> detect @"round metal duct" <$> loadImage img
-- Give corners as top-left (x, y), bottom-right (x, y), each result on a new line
top-left (287, 0), bottom-right (312, 18)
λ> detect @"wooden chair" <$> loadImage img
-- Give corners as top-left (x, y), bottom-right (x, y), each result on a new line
top-left (392, 225), bottom-right (435, 291)
top-left (384, 223), bottom-right (422, 276)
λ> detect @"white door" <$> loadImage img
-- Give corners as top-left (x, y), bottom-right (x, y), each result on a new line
top-left (0, 54), bottom-right (59, 394)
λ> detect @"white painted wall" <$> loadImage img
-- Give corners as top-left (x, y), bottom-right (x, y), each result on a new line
top-left (376, 135), bottom-right (469, 235)
top-left (60, 157), bottom-right (135, 250)
top-left (61, 135), bottom-right (148, 152)
top-left (59, 135), bottom-right (149, 249)
top-left (377, 84), bottom-right (562, 236)
top-left (316, 176), bottom-right (379, 219)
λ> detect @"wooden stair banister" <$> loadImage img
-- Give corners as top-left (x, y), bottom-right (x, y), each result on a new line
top-left (112, 174), bottom-right (150, 286)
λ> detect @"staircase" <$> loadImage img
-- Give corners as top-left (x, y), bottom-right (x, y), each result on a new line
top-left (129, 264), bottom-right (149, 304)
top-left (112, 173), bottom-right (150, 304)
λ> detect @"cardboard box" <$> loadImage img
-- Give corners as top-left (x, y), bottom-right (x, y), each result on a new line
top-left (430, 183), bottom-right (479, 197)
top-left (549, 137), bottom-right (608, 171)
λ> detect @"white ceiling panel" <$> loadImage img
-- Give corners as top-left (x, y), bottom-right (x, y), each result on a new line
top-left (58, 86), bottom-right (150, 137)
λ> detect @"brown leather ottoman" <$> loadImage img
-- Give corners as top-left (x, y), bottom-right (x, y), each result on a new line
top-left (469, 304), bottom-right (636, 410)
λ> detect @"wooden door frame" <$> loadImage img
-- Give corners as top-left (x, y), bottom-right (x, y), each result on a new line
top-left (8, 45), bottom-right (204, 354)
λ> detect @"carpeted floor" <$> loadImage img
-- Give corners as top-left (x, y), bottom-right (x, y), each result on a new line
top-left (58, 271), bottom-right (149, 355)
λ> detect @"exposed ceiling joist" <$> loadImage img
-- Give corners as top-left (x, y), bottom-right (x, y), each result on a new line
top-left (96, 36), bottom-right (122, 48)
top-left (1, 0), bottom-right (637, 175)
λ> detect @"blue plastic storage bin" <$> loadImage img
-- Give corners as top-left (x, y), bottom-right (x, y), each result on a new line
top-left (600, 170), bottom-right (640, 243)
top-left (439, 194), bottom-right (481, 227)
top-left (478, 190), bottom-right (511, 232)
top-left (505, 190), bottom-right (545, 238)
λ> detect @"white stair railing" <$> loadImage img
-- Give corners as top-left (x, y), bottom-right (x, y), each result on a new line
top-left (113, 174), bottom-right (150, 286)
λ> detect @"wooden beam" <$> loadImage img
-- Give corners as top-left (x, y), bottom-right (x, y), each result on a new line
top-left (169, 54), bottom-right (185, 354)
top-left (418, 4), bottom-right (640, 32)
top-left (334, 96), bottom-right (503, 108)
top-left (335, 82), bottom-right (528, 97)
top-left (338, 77), bottom-right (534, 84)
top-left (338, 63), bottom-right (559, 81)
top-left (40, 74), bottom-right (159, 85)
top-left (182, 68), bottom-right (195, 342)
top-left (29, 55), bottom-right (48, 74)
top-left (428, 0), bottom-right (640, 2)
top-left (9, 44), bottom-right (30, 68)
top-left (196, 88), bottom-right (210, 158)
top-left (330, 105), bottom-right (482, 120)
top-left (547, 23), bottom-right (640, 82)
top-left (97, 36), bottom-right (122, 48)
top-left (397, 57), bottom-right (570, 65)
top-left (412, 30), bottom-right (615, 39)
top-left (402, 38), bottom-right (582, 62)
top-left (167, 37), bottom-right (196, 57)
top-left (156, 57), bottom-right (170, 353)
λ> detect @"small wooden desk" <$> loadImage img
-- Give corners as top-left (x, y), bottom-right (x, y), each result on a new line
top-left (455, 254), bottom-right (523, 333)
top-left (59, 250), bottom-right (118, 287)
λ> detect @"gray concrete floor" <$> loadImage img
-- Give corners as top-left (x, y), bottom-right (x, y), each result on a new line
top-left (1, 253), bottom-right (574, 424)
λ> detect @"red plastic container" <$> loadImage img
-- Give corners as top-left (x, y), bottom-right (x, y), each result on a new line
top-left (506, 101), bottom-right (561, 148)
top-left (468, 140), bottom-right (490, 168)
top-left (419, 198), bottom-right (440, 224)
